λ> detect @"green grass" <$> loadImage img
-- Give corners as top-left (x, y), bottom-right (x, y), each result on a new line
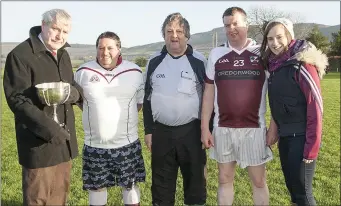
top-left (1, 72), bottom-right (340, 205)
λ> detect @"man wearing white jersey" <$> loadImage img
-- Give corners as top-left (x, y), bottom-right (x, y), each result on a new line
top-left (75, 32), bottom-right (145, 206)
top-left (201, 7), bottom-right (273, 205)
top-left (143, 13), bottom-right (207, 206)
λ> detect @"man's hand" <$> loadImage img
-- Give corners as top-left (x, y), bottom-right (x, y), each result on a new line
top-left (144, 134), bottom-right (152, 152)
top-left (266, 128), bottom-right (279, 146)
top-left (201, 129), bottom-right (214, 149)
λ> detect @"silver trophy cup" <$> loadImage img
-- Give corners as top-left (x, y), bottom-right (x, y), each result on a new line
top-left (35, 82), bottom-right (71, 126)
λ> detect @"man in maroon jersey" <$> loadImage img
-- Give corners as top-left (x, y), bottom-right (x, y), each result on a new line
top-left (201, 7), bottom-right (273, 205)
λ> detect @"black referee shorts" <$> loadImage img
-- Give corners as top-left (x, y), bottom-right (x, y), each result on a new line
top-left (151, 119), bottom-right (207, 206)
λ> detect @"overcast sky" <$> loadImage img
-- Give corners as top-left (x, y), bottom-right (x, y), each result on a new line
top-left (1, 1), bottom-right (340, 47)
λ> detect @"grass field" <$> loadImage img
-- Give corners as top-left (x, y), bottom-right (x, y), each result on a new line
top-left (1, 72), bottom-right (340, 205)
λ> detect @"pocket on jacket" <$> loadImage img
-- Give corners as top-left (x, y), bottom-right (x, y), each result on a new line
top-left (177, 71), bottom-right (196, 95)
top-left (30, 140), bottom-right (49, 151)
top-left (277, 96), bottom-right (298, 116)
top-left (280, 96), bottom-right (298, 106)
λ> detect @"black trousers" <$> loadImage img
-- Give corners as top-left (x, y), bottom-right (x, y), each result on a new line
top-left (278, 135), bottom-right (317, 206)
top-left (151, 120), bottom-right (207, 206)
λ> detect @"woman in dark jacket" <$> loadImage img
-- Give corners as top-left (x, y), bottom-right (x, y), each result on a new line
top-left (260, 18), bottom-right (328, 206)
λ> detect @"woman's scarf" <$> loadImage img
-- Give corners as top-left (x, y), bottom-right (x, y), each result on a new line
top-left (268, 40), bottom-right (297, 72)
top-left (268, 39), bottom-right (312, 72)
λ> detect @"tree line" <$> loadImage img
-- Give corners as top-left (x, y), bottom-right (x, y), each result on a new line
top-left (134, 6), bottom-right (340, 70)
top-left (133, 28), bottom-right (340, 68)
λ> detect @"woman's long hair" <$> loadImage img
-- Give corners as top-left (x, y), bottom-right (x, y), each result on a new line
top-left (260, 21), bottom-right (293, 70)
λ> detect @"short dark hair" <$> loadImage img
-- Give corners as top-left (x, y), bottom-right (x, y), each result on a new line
top-left (96, 31), bottom-right (121, 48)
top-left (222, 7), bottom-right (247, 19)
top-left (161, 12), bottom-right (190, 39)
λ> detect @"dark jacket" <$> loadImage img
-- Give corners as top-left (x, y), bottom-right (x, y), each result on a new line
top-left (3, 26), bottom-right (82, 168)
top-left (268, 60), bottom-right (308, 136)
top-left (268, 40), bottom-right (327, 159)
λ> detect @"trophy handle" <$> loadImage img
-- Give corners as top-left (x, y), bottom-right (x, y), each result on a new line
top-left (43, 89), bottom-right (51, 106)
top-left (62, 83), bottom-right (71, 104)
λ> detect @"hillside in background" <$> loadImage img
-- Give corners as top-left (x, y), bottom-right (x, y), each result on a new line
top-left (122, 23), bottom-right (340, 56)
top-left (1, 23), bottom-right (340, 64)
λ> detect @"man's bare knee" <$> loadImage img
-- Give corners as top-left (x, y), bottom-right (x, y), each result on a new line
top-left (218, 162), bottom-right (236, 184)
top-left (248, 164), bottom-right (267, 188)
top-left (218, 172), bottom-right (235, 184)
top-left (252, 177), bottom-right (266, 188)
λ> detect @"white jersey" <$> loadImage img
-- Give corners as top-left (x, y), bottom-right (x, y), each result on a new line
top-left (75, 60), bottom-right (144, 149)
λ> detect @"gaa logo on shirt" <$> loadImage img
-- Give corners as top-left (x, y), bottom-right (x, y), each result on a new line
top-left (218, 58), bottom-right (230, 63)
top-left (156, 74), bottom-right (166, 78)
top-left (89, 74), bottom-right (100, 83)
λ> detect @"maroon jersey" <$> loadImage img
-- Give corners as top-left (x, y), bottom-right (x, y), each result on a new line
top-left (205, 41), bottom-right (267, 128)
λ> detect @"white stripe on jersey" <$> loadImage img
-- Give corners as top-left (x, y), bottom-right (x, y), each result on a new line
top-left (300, 65), bottom-right (323, 114)
top-left (251, 47), bottom-right (260, 55)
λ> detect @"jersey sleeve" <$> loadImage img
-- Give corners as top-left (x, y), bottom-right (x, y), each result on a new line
top-left (74, 68), bottom-right (82, 85)
top-left (74, 65), bottom-right (89, 87)
top-left (143, 59), bottom-right (154, 135)
top-left (205, 50), bottom-right (215, 84)
top-left (298, 63), bottom-right (323, 160)
top-left (136, 68), bottom-right (144, 104)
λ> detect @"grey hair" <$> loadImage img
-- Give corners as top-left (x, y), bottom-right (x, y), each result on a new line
top-left (161, 12), bottom-right (190, 39)
top-left (42, 9), bottom-right (71, 26)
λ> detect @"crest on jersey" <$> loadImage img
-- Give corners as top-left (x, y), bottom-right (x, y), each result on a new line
top-left (89, 74), bottom-right (100, 83)
top-left (250, 56), bottom-right (259, 63)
